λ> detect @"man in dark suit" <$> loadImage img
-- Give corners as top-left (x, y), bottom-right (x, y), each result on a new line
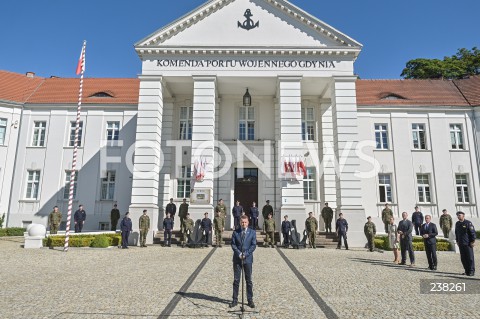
top-left (398, 212), bottom-right (415, 266)
top-left (420, 215), bottom-right (438, 270)
top-left (230, 215), bottom-right (257, 309)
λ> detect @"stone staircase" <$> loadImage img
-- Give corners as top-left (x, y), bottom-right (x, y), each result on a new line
top-left (154, 229), bottom-right (339, 248)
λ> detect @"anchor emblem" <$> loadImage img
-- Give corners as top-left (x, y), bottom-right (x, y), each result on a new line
top-left (237, 9), bottom-right (259, 31)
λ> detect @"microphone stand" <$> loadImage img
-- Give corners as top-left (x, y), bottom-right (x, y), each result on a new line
top-left (240, 229), bottom-right (245, 314)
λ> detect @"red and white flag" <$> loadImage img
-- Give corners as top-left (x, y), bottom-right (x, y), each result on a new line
top-left (75, 42), bottom-right (86, 75)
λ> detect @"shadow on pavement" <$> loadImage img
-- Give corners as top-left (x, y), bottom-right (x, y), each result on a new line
top-left (349, 257), bottom-right (479, 280)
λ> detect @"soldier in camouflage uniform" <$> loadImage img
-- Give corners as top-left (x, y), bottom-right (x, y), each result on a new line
top-left (263, 213), bottom-right (276, 248)
top-left (364, 216), bottom-right (376, 252)
top-left (178, 198), bottom-right (189, 234)
top-left (382, 203), bottom-right (393, 233)
top-left (321, 202), bottom-right (334, 233)
top-left (439, 209), bottom-right (453, 238)
top-left (214, 210), bottom-right (225, 247)
top-left (139, 209), bottom-right (150, 247)
top-left (305, 212), bottom-right (318, 249)
top-left (182, 213), bottom-right (194, 248)
top-left (48, 206), bottom-right (62, 234)
top-left (215, 198), bottom-right (227, 219)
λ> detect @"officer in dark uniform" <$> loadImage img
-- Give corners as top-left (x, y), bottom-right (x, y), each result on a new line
top-left (455, 211), bottom-right (476, 276)
top-left (412, 206), bottom-right (424, 236)
top-left (336, 213), bottom-right (349, 250)
top-left (281, 215), bottom-right (292, 248)
top-left (232, 200), bottom-right (243, 230)
top-left (166, 198), bottom-right (177, 222)
top-left (201, 212), bottom-right (213, 247)
top-left (74, 204), bottom-right (86, 233)
top-left (249, 201), bottom-right (259, 229)
top-left (163, 213), bottom-right (174, 247)
top-left (120, 212), bottom-right (132, 249)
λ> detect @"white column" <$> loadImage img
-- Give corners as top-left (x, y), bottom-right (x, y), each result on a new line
top-left (189, 76), bottom-right (216, 222)
top-left (278, 76), bottom-right (306, 233)
top-left (129, 76), bottom-right (163, 245)
top-left (331, 76), bottom-right (365, 247)
top-left (320, 103), bottom-right (337, 230)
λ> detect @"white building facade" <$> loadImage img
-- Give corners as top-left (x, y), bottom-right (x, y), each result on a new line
top-left (1, 0), bottom-right (479, 247)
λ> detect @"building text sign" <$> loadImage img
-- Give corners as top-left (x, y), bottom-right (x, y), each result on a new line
top-left (156, 59), bottom-right (336, 69)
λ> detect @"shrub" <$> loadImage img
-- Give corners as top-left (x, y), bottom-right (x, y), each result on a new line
top-left (375, 235), bottom-right (451, 251)
top-left (43, 233), bottom-right (121, 248)
top-left (0, 213), bottom-right (5, 228)
top-left (0, 227), bottom-right (26, 237)
top-left (90, 235), bottom-right (110, 248)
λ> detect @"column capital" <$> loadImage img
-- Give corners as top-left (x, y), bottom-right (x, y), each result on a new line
top-left (277, 76), bottom-right (303, 83)
top-left (192, 75), bottom-right (217, 82)
top-left (331, 75), bottom-right (358, 83)
top-left (138, 75), bottom-right (163, 82)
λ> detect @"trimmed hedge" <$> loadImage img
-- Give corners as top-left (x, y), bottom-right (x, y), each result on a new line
top-left (0, 228), bottom-right (26, 237)
top-left (43, 233), bottom-right (121, 248)
top-left (374, 235), bottom-right (451, 251)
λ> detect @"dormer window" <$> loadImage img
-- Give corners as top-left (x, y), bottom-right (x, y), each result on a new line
top-left (90, 92), bottom-right (113, 98)
top-left (381, 93), bottom-right (406, 100)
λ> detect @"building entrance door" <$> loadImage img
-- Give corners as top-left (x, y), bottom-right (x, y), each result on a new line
top-left (234, 168), bottom-right (258, 218)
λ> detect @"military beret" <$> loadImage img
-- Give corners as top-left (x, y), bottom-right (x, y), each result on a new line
top-left (266, 200), bottom-right (270, 203)
top-left (367, 216), bottom-right (371, 219)
top-left (456, 211), bottom-right (465, 216)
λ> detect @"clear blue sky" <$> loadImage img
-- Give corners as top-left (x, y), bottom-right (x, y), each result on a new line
top-left (0, 0), bottom-right (478, 79)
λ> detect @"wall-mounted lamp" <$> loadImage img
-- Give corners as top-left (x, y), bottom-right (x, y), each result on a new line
top-left (243, 88), bottom-right (251, 107)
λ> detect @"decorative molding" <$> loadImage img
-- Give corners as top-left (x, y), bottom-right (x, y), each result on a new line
top-left (135, 0), bottom-right (362, 55)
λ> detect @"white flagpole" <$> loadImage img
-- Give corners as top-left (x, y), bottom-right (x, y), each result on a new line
top-left (64, 40), bottom-right (86, 252)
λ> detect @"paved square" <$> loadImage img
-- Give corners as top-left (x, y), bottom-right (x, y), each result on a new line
top-left (0, 238), bottom-right (478, 319)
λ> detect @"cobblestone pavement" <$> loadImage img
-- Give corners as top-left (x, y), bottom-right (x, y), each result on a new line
top-left (0, 238), bottom-right (478, 319)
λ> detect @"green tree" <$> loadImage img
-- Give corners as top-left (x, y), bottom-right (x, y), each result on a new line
top-left (401, 47), bottom-right (480, 79)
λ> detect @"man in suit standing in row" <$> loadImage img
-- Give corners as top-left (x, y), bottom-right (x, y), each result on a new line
top-left (398, 212), bottom-right (415, 266)
top-left (420, 215), bottom-right (438, 270)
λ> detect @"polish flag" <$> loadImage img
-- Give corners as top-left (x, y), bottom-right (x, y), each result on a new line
top-left (76, 42), bottom-right (86, 75)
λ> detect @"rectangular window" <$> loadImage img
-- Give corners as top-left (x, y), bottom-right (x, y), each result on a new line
top-left (456, 174), bottom-right (470, 203)
top-left (374, 124), bottom-right (389, 150)
top-left (99, 222), bottom-right (109, 231)
top-left (32, 121), bottom-right (46, 147)
top-left (417, 174), bottom-right (431, 203)
top-left (378, 174), bottom-right (392, 203)
top-left (179, 106), bottom-right (193, 140)
top-left (239, 106), bottom-right (255, 141)
top-left (177, 166), bottom-right (192, 198)
top-left (101, 171), bottom-right (116, 200)
top-left (69, 121), bottom-right (83, 147)
top-left (450, 124), bottom-right (464, 150)
top-left (412, 124), bottom-right (426, 150)
top-left (106, 121), bottom-right (120, 141)
top-left (303, 167), bottom-right (317, 200)
top-left (64, 170), bottom-right (78, 200)
top-left (0, 118), bottom-right (7, 145)
top-left (26, 170), bottom-right (41, 199)
top-left (302, 108), bottom-right (315, 141)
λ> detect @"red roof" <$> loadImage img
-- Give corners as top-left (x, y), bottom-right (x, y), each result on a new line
top-left (453, 76), bottom-right (480, 106)
top-left (1, 70), bottom-right (478, 107)
top-left (28, 77), bottom-right (140, 104)
top-left (356, 79), bottom-right (469, 106)
top-left (0, 70), bottom-right (44, 103)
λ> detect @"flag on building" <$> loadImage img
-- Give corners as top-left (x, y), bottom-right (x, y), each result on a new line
top-left (76, 42), bottom-right (86, 75)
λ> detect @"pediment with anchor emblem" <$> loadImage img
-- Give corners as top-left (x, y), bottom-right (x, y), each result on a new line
top-left (136, 0), bottom-right (362, 56)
